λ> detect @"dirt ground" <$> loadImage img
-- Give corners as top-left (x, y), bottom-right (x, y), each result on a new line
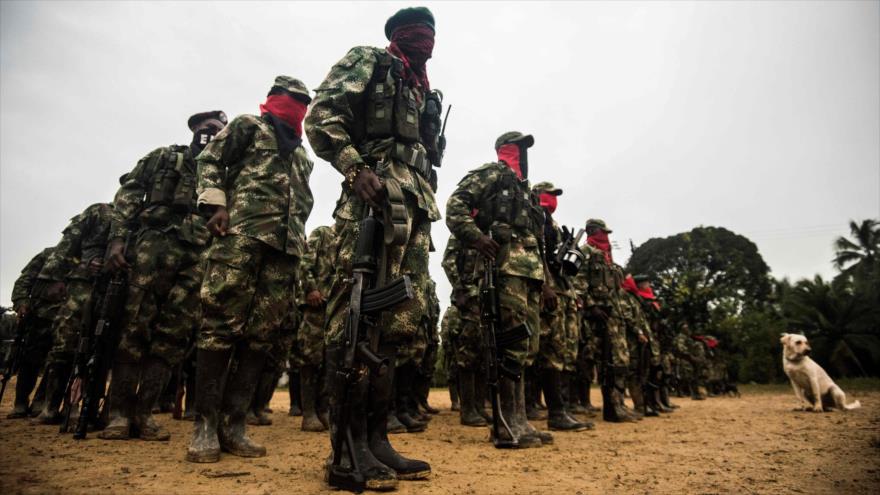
top-left (1, 384), bottom-right (878, 495)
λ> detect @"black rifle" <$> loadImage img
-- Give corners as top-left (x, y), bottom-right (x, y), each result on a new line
top-left (327, 209), bottom-right (414, 492)
top-left (70, 238), bottom-right (129, 439)
top-left (554, 226), bottom-right (586, 277)
top-left (479, 249), bottom-right (530, 449)
top-left (0, 297), bottom-right (36, 407)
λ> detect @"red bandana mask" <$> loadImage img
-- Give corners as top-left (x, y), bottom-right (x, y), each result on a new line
top-left (497, 144), bottom-right (523, 179)
top-left (539, 193), bottom-right (557, 214)
top-left (259, 93), bottom-right (308, 137)
top-left (637, 285), bottom-right (657, 301)
top-left (621, 275), bottom-right (638, 295)
top-left (587, 230), bottom-right (613, 264)
top-left (387, 24), bottom-right (434, 92)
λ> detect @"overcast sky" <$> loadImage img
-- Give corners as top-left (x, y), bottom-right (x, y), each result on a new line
top-left (1, 1), bottom-right (878, 309)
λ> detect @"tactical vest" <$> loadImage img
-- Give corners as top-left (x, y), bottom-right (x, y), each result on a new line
top-left (587, 257), bottom-right (623, 296)
top-left (473, 170), bottom-right (544, 241)
top-left (147, 146), bottom-right (197, 212)
top-left (365, 52), bottom-right (421, 144)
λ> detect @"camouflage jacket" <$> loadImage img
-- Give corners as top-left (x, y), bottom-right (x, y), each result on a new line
top-left (111, 145), bottom-right (209, 246)
top-left (423, 279), bottom-right (440, 343)
top-left (305, 46), bottom-right (440, 222)
top-left (619, 292), bottom-right (649, 339)
top-left (574, 244), bottom-right (625, 314)
top-left (544, 219), bottom-right (576, 299)
top-left (11, 247), bottom-right (59, 319)
top-left (446, 162), bottom-right (546, 281)
top-left (197, 114), bottom-right (315, 257)
top-left (441, 235), bottom-right (481, 300)
top-left (39, 203), bottom-right (114, 283)
top-left (300, 225), bottom-right (337, 297)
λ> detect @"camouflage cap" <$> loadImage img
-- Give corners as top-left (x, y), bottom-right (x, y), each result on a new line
top-left (385, 6), bottom-right (435, 40)
top-left (633, 273), bottom-right (651, 283)
top-left (532, 181), bottom-right (562, 196)
top-left (187, 110), bottom-right (228, 132)
top-left (585, 218), bottom-right (612, 233)
top-left (494, 131), bottom-right (535, 150)
top-left (270, 75), bottom-right (311, 103)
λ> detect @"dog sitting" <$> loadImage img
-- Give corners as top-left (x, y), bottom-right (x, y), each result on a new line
top-left (780, 333), bottom-right (861, 412)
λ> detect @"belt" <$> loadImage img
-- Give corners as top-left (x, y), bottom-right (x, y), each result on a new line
top-left (393, 143), bottom-right (432, 179)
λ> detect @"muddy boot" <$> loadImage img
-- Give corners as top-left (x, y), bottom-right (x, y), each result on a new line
top-left (660, 378), bottom-right (678, 410)
top-left (98, 361), bottom-right (139, 439)
top-left (247, 368), bottom-right (275, 426)
top-left (565, 373), bottom-right (586, 415)
top-left (32, 362), bottom-right (71, 425)
top-left (513, 376), bottom-right (547, 447)
top-left (692, 383), bottom-right (707, 401)
top-left (394, 363), bottom-right (426, 433)
top-left (368, 346), bottom-right (431, 481)
top-left (7, 362), bottom-right (40, 418)
top-left (300, 365), bottom-right (326, 432)
top-left (473, 370), bottom-right (492, 422)
top-left (601, 367), bottom-right (637, 423)
top-left (543, 368), bottom-right (592, 431)
top-left (458, 369), bottom-right (487, 427)
top-left (218, 348), bottom-right (266, 457)
top-left (183, 368), bottom-right (197, 421)
top-left (133, 356), bottom-right (172, 441)
top-left (288, 368), bottom-right (302, 416)
top-left (580, 373), bottom-right (600, 414)
top-left (413, 371), bottom-right (438, 415)
top-left (525, 372), bottom-right (543, 420)
top-left (490, 376), bottom-right (520, 448)
top-left (186, 349), bottom-right (230, 463)
top-left (158, 369), bottom-right (178, 414)
top-left (627, 375), bottom-right (646, 419)
top-left (325, 346), bottom-right (397, 492)
top-left (448, 374), bottom-right (460, 412)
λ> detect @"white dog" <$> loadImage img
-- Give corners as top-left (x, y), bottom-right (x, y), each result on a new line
top-left (780, 333), bottom-right (861, 412)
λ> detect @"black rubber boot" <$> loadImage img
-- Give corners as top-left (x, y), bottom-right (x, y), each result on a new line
top-left (32, 362), bottom-right (71, 424)
top-left (325, 346), bottom-right (397, 492)
top-left (473, 370), bottom-right (491, 423)
top-left (660, 376), bottom-right (678, 410)
top-left (580, 371), bottom-right (600, 414)
top-left (300, 365), bottom-right (326, 432)
top-left (98, 360), bottom-right (140, 439)
top-left (513, 376), bottom-right (547, 447)
top-left (247, 367), bottom-right (276, 426)
top-left (601, 367), bottom-right (637, 423)
top-left (458, 369), bottom-right (487, 427)
top-left (183, 368), bottom-right (197, 420)
top-left (288, 368), bottom-right (302, 416)
top-left (542, 368), bottom-right (592, 432)
top-left (627, 375), bottom-right (646, 419)
top-left (186, 349), bottom-right (230, 463)
top-left (394, 363), bottom-right (426, 433)
top-left (448, 374), bottom-right (460, 412)
top-left (490, 376), bottom-right (520, 448)
top-left (133, 356), bottom-right (172, 441)
top-left (413, 371), bottom-right (439, 415)
top-left (158, 369), bottom-right (178, 414)
top-left (28, 370), bottom-right (48, 417)
top-left (368, 346), bottom-right (431, 481)
top-left (218, 348), bottom-right (266, 457)
top-left (525, 371), bottom-right (544, 420)
top-left (8, 362), bottom-right (40, 418)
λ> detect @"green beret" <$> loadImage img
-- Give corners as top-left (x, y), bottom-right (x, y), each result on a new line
top-left (532, 181), bottom-right (562, 196)
top-left (270, 75), bottom-right (311, 103)
top-left (187, 110), bottom-right (228, 132)
top-left (385, 6), bottom-right (435, 40)
top-left (494, 131), bottom-right (535, 150)
top-left (585, 218), bottom-right (612, 233)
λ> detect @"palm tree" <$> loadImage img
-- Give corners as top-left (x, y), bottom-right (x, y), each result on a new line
top-left (833, 219), bottom-right (879, 276)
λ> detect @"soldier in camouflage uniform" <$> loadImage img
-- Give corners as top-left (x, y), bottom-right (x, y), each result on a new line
top-left (447, 131), bottom-right (556, 448)
top-left (305, 6), bottom-right (441, 488)
top-left (578, 219), bottom-right (638, 422)
top-left (532, 182), bottom-right (591, 431)
top-left (438, 306), bottom-right (460, 411)
top-left (100, 110), bottom-right (227, 440)
top-left (32, 203), bottom-right (114, 424)
top-left (619, 274), bottom-right (656, 418)
top-left (673, 323), bottom-right (708, 400)
top-left (633, 274), bottom-right (676, 411)
top-left (185, 76), bottom-right (314, 463)
top-left (440, 235), bottom-right (489, 427)
top-left (8, 247), bottom-right (64, 418)
top-left (298, 225), bottom-right (336, 432)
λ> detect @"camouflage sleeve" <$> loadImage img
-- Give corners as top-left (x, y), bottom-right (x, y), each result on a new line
top-left (12, 249), bottom-right (48, 307)
top-left (300, 229), bottom-right (321, 294)
top-left (38, 211), bottom-right (89, 282)
top-left (305, 47), bottom-right (377, 176)
top-left (110, 148), bottom-right (165, 239)
top-left (196, 116), bottom-right (256, 210)
top-left (440, 239), bottom-right (462, 293)
top-left (445, 167), bottom-right (494, 246)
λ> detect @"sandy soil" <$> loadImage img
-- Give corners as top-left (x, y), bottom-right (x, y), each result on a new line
top-left (1, 384), bottom-right (878, 495)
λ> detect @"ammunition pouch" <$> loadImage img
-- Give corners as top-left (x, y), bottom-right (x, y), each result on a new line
top-left (365, 52), bottom-right (420, 143)
top-left (146, 148), bottom-right (196, 213)
top-left (392, 142), bottom-right (431, 179)
top-left (382, 179), bottom-right (409, 246)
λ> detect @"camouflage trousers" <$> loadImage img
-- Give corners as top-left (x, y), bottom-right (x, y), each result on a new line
top-left (452, 300), bottom-right (483, 371)
top-left (297, 305), bottom-right (326, 367)
top-left (496, 275), bottom-right (542, 368)
top-left (47, 278), bottom-right (96, 366)
top-left (198, 234), bottom-right (298, 354)
top-left (21, 315), bottom-right (55, 371)
top-left (537, 294), bottom-right (579, 373)
top-left (325, 203), bottom-right (432, 348)
top-left (592, 311), bottom-right (630, 371)
top-left (115, 228), bottom-right (204, 367)
top-left (439, 307), bottom-right (457, 380)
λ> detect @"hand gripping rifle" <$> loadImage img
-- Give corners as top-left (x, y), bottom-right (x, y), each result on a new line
top-left (480, 236), bottom-right (531, 449)
top-left (328, 208), bottom-right (414, 492)
top-left (70, 236), bottom-right (130, 439)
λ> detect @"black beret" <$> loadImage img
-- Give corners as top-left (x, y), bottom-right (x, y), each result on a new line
top-left (187, 110), bottom-right (228, 132)
top-left (385, 6), bottom-right (435, 40)
top-left (633, 274), bottom-right (651, 283)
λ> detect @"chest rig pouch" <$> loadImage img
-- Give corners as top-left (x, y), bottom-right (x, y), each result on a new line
top-left (474, 172), bottom-right (541, 239)
top-left (147, 146), bottom-right (195, 212)
top-left (365, 52), bottom-right (421, 143)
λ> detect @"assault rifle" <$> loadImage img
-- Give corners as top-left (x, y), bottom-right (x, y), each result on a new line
top-left (327, 209), bottom-right (413, 492)
top-left (480, 242), bottom-right (531, 449)
top-left (67, 238), bottom-right (129, 439)
top-left (0, 300), bottom-right (36, 407)
top-left (554, 226), bottom-right (586, 277)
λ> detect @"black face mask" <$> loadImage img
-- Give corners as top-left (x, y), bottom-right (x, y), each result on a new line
top-left (518, 144), bottom-right (529, 180)
top-left (191, 128), bottom-right (218, 154)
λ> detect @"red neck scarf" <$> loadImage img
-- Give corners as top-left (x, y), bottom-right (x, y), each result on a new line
top-left (387, 24), bottom-right (434, 92)
top-left (539, 193), bottom-right (557, 214)
top-left (497, 144), bottom-right (523, 179)
top-left (694, 335), bottom-right (719, 348)
top-left (588, 230), bottom-right (613, 264)
top-left (637, 285), bottom-right (656, 300)
top-left (621, 275), bottom-right (638, 295)
top-left (259, 93), bottom-right (307, 137)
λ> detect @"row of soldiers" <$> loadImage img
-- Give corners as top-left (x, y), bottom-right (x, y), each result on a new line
top-left (0, 6), bottom-right (733, 493)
